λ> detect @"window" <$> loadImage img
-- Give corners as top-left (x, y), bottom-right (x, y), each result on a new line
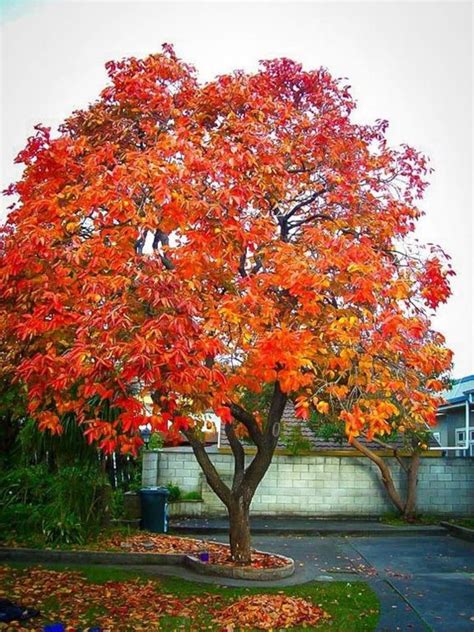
top-left (432, 432), bottom-right (441, 444)
top-left (455, 428), bottom-right (474, 457)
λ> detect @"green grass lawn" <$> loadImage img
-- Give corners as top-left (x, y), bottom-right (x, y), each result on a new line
top-left (380, 513), bottom-right (474, 530)
top-left (379, 513), bottom-right (441, 526)
top-left (0, 563), bottom-right (380, 631)
top-left (450, 518), bottom-right (474, 530)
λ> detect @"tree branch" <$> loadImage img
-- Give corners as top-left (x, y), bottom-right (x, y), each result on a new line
top-left (152, 229), bottom-right (175, 270)
top-left (238, 381), bottom-right (287, 500)
top-left (351, 437), bottom-right (405, 514)
top-left (182, 428), bottom-right (231, 506)
top-left (229, 403), bottom-right (263, 447)
top-left (284, 188), bottom-right (329, 221)
top-left (367, 436), bottom-right (410, 472)
top-left (135, 228), bottom-right (148, 255)
top-left (224, 422), bottom-right (245, 491)
top-left (263, 381), bottom-right (287, 448)
top-left (238, 250), bottom-right (247, 278)
top-left (288, 212), bottom-right (333, 229)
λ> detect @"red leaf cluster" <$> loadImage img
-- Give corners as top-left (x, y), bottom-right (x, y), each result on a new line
top-left (91, 532), bottom-right (288, 569)
top-left (212, 594), bottom-right (330, 630)
top-left (0, 566), bottom-right (329, 631)
top-left (0, 43), bottom-right (454, 452)
top-left (0, 565), bottom-right (220, 630)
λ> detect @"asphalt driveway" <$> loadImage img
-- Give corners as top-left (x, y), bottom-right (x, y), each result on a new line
top-left (349, 536), bottom-right (474, 632)
top-left (205, 533), bottom-right (474, 632)
top-left (128, 531), bottom-right (473, 631)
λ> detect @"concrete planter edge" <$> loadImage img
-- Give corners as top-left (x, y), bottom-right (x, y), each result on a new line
top-left (0, 546), bottom-right (294, 580)
top-left (440, 521), bottom-right (474, 542)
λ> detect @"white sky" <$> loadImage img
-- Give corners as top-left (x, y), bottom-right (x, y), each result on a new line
top-left (1, 0), bottom-right (472, 378)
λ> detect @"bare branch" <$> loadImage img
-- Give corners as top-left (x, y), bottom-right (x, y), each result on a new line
top-left (152, 229), bottom-right (175, 270)
top-left (284, 188), bottom-right (330, 221)
top-left (238, 250), bottom-right (247, 278)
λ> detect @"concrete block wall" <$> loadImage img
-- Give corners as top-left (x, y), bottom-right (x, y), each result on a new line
top-left (142, 448), bottom-right (474, 517)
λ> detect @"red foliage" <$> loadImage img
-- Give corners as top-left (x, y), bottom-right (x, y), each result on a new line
top-left (96, 532), bottom-right (288, 569)
top-left (0, 565), bottom-right (221, 630)
top-left (212, 594), bottom-right (330, 630)
top-left (0, 44), bottom-right (453, 452)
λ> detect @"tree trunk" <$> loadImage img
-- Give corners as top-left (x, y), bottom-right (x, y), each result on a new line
top-left (403, 453), bottom-right (420, 520)
top-left (351, 437), bottom-right (405, 514)
top-left (228, 495), bottom-right (251, 564)
top-left (183, 382), bottom-right (287, 566)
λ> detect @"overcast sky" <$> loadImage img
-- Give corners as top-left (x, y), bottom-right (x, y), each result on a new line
top-left (1, 0), bottom-right (472, 378)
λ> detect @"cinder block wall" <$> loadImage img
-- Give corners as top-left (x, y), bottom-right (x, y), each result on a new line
top-left (142, 448), bottom-right (474, 517)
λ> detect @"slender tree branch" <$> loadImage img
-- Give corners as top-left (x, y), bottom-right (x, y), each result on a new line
top-left (224, 422), bottom-right (245, 491)
top-left (135, 228), bottom-right (148, 255)
top-left (229, 403), bottom-right (263, 447)
top-left (351, 436), bottom-right (405, 513)
top-left (367, 436), bottom-right (410, 472)
top-left (182, 428), bottom-right (231, 506)
top-left (284, 188), bottom-right (330, 221)
top-left (288, 212), bottom-right (333, 228)
top-left (238, 250), bottom-right (247, 278)
top-left (152, 229), bottom-right (175, 270)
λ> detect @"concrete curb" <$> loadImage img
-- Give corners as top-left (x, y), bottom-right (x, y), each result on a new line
top-left (0, 547), bottom-right (184, 566)
top-left (0, 547), bottom-right (294, 581)
top-left (170, 524), bottom-right (448, 538)
top-left (440, 521), bottom-right (474, 542)
top-left (185, 550), bottom-right (295, 580)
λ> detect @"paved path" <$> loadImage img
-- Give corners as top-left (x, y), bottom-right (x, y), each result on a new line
top-left (132, 533), bottom-right (474, 632)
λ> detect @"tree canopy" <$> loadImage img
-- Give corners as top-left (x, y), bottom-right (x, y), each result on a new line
top-left (0, 45), bottom-right (453, 456)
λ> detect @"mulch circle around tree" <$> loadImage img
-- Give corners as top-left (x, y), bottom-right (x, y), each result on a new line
top-left (98, 532), bottom-right (289, 569)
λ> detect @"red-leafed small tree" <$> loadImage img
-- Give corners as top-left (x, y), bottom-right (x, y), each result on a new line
top-left (1, 45), bottom-right (453, 563)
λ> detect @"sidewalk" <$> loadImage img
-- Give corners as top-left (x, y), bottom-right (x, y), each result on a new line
top-left (170, 516), bottom-right (447, 537)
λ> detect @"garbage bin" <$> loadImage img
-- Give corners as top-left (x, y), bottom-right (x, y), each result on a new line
top-left (139, 487), bottom-right (169, 533)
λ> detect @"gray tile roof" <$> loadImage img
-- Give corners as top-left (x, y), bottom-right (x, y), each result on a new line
top-left (220, 402), bottom-right (413, 452)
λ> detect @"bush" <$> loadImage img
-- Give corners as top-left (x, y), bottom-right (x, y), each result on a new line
top-left (166, 482), bottom-right (182, 502)
top-left (111, 488), bottom-right (125, 519)
top-left (0, 463), bottom-right (53, 506)
top-left (181, 491), bottom-right (202, 501)
top-left (148, 432), bottom-right (164, 450)
top-left (42, 512), bottom-right (85, 545)
top-left (0, 464), bottom-right (111, 544)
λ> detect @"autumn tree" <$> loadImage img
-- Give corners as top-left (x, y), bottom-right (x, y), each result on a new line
top-left (308, 412), bottom-right (431, 520)
top-left (0, 46), bottom-right (453, 563)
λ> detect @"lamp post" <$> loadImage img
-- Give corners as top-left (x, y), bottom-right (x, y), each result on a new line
top-left (140, 423), bottom-right (152, 449)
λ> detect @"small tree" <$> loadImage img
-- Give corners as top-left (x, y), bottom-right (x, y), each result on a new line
top-left (0, 46), bottom-right (453, 563)
top-left (309, 412), bottom-right (427, 520)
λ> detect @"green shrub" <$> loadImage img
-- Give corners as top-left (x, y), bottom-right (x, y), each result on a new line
top-left (147, 432), bottom-right (164, 450)
top-left (180, 491), bottom-right (202, 501)
top-left (0, 464), bottom-right (111, 544)
top-left (283, 425), bottom-right (312, 456)
top-left (111, 488), bottom-right (125, 519)
top-left (0, 502), bottom-right (44, 538)
top-left (0, 463), bottom-right (53, 506)
top-left (42, 511), bottom-right (85, 545)
top-left (166, 482), bottom-right (182, 502)
top-left (49, 465), bottom-right (110, 526)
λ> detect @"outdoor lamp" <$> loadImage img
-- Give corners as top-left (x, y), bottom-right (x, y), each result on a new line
top-left (141, 423), bottom-right (152, 449)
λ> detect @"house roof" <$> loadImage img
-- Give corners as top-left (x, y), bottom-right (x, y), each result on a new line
top-left (220, 402), bottom-right (413, 452)
top-left (439, 374), bottom-right (474, 408)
